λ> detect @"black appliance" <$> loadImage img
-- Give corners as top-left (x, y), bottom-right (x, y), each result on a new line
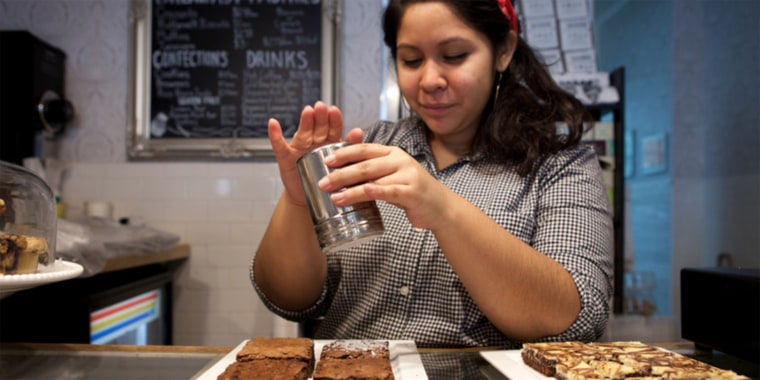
top-left (0, 31), bottom-right (73, 165)
top-left (681, 267), bottom-right (760, 363)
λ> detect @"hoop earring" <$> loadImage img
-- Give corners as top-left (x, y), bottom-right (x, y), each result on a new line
top-left (494, 72), bottom-right (503, 100)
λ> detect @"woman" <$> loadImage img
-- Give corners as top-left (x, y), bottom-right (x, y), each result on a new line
top-left (252, 0), bottom-right (613, 348)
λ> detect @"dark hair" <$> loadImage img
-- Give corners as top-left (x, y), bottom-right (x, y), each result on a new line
top-left (382, 0), bottom-right (591, 176)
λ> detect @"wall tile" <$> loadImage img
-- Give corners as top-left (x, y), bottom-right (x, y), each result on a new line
top-left (62, 176), bottom-right (100, 202)
top-left (164, 200), bottom-right (210, 222)
top-left (100, 177), bottom-right (145, 200)
top-left (141, 178), bottom-right (188, 200)
top-left (205, 244), bottom-right (253, 267)
top-left (231, 177), bottom-right (276, 201)
top-left (183, 223), bottom-right (234, 245)
top-left (174, 288), bottom-right (213, 312)
top-left (226, 223), bottom-right (266, 245)
top-left (251, 200), bottom-right (278, 223)
top-left (186, 178), bottom-right (233, 200)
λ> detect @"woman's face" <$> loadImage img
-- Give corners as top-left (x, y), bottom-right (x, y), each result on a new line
top-left (395, 2), bottom-right (507, 142)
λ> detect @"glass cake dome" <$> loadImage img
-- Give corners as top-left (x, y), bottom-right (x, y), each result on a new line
top-left (0, 160), bottom-right (57, 274)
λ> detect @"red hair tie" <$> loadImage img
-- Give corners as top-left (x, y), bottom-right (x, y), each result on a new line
top-left (497, 0), bottom-right (519, 33)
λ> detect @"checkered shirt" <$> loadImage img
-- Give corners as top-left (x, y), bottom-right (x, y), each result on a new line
top-left (253, 119), bottom-right (614, 348)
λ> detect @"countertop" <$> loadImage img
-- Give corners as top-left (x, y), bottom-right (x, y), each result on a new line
top-left (0, 341), bottom-right (757, 380)
top-left (100, 243), bottom-right (190, 273)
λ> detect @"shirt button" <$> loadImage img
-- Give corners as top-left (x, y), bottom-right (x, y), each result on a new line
top-left (399, 286), bottom-right (410, 296)
top-left (413, 227), bottom-right (425, 233)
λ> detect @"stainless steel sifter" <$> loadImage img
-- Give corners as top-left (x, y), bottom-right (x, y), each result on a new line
top-left (296, 142), bottom-right (384, 253)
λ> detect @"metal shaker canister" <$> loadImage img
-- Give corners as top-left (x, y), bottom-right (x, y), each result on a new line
top-left (296, 142), bottom-right (384, 253)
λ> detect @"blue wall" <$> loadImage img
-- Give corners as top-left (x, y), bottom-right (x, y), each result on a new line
top-left (595, 0), bottom-right (674, 316)
top-left (595, 0), bottom-right (760, 317)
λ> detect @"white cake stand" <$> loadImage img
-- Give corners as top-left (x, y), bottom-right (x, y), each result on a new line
top-left (0, 259), bottom-right (84, 298)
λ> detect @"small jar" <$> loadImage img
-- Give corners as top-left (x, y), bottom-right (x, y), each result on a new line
top-left (0, 160), bottom-right (57, 274)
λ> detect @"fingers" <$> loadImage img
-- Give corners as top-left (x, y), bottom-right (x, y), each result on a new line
top-left (313, 101), bottom-right (330, 142)
top-left (331, 181), bottom-right (398, 206)
top-left (319, 144), bottom-right (396, 192)
top-left (327, 105), bottom-right (344, 142)
top-left (291, 101), bottom-right (344, 150)
top-left (328, 143), bottom-right (391, 170)
top-left (290, 105), bottom-right (316, 150)
top-left (268, 118), bottom-right (289, 159)
top-left (344, 127), bottom-right (364, 144)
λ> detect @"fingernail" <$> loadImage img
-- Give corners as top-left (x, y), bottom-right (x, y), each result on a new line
top-left (324, 154), bottom-right (336, 165)
top-left (318, 176), bottom-right (330, 189)
top-left (331, 192), bottom-right (344, 204)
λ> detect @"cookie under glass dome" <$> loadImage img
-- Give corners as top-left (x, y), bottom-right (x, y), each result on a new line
top-left (0, 160), bottom-right (57, 275)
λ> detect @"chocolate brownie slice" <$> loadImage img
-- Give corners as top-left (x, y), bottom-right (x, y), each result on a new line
top-left (217, 359), bottom-right (310, 380)
top-left (312, 357), bottom-right (395, 380)
top-left (320, 340), bottom-right (390, 360)
top-left (236, 337), bottom-right (313, 361)
top-left (234, 337), bottom-right (314, 375)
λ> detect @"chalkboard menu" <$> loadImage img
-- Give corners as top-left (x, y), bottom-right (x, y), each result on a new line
top-left (128, 0), bottom-right (338, 159)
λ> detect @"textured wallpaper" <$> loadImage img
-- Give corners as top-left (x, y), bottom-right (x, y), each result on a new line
top-left (0, 0), bottom-right (129, 162)
top-left (0, 0), bottom-right (385, 163)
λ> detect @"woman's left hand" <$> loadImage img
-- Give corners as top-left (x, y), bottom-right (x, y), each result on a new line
top-left (317, 143), bottom-right (453, 231)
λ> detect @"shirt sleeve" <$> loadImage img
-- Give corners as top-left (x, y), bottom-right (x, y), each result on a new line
top-left (531, 145), bottom-right (615, 341)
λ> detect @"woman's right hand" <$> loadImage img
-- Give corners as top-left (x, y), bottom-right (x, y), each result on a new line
top-left (268, 101), bottom-right (346, 206)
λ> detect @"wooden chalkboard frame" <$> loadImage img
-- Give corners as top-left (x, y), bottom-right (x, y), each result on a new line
top-left (127, 0), bottom-right (341, 160)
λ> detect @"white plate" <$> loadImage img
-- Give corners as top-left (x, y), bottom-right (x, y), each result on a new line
top-left (480, 350), bottom-right (551, 380)
top-left (0, 260), bottom-right (84, 295)
top-left (194, 339), bottom-right (428, 380)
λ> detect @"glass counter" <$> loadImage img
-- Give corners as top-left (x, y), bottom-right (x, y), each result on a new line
top-left (0, 342), bottom-right (757, 380)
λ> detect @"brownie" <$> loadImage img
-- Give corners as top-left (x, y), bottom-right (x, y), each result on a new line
top-left (521, 341), bottom-right (750, 380)
top-left (312, 357), bottom-right (395, 380)
top-left (233, 337), bottom-right (314, 376)
top-left (236, 337), bottom-right (314, 362)
top-left (521, 342), bottom-right (584, 377)
top-left (320, 340), bottom-right (390, 360)
top-left (217, 359), bottom-right (310, 380)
